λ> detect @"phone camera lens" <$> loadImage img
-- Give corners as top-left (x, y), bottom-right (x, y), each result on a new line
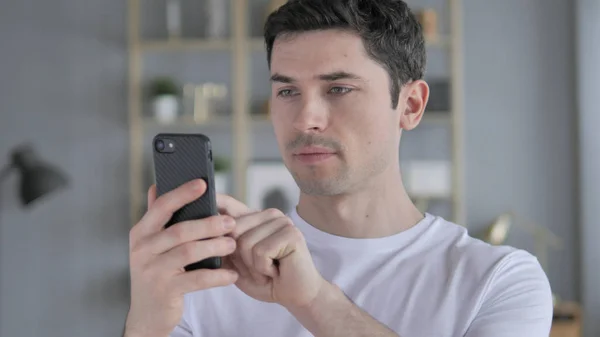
top-left (155, 139), bottom-right (165, 152)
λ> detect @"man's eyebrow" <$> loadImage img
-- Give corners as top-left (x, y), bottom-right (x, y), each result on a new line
top-left (317, 71), bottom-right (363, 81)
top-left (270, 71), bottom-right (364, 84)
top-left (270, 73), bottom-right (295, 83)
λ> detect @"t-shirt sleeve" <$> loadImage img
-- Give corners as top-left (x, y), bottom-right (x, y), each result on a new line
top-left (464, 250), bottom-right (554, 337)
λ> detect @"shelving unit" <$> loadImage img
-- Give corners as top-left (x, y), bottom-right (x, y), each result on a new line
top-left (140, 38), bottom-right (232, 52)
top-left (449, 0), bottom-right (466, 226)
top-left (127, 0), bottom-right (465, 226)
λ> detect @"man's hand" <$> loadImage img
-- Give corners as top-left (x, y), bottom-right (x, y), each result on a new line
top-left (217, 194), bottom-right (399, 337)
top-left (125, 180), bottom-right (239, 337)
top-left (218, 194), bottom-right (327, 310)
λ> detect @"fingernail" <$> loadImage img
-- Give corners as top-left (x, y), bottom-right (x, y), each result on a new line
top-left (222, 216), bottom-right (235, 229)
top-left (192, 179), bottom-right (205, 190)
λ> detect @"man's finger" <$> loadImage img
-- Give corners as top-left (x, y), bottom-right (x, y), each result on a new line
top-left (137, 179), bottom-right (207, 237)
top-left (222, 255), bottom-right (251, 280)
top-left (143, 215), bottom-right (235, 255)
top-left (217, 193), bottom-right (252, 218)
top-left (251, 223), bottom-right (301, 278)
top-left (174, 268), bottom-right (239, 295)
top-left (237, 216), bottom-right (289, 283)
top-left (231, 208), bottom-right (285, 239)
top-left (147, 184), bottom-right (157, 210)
top-left (152, 236), bottom-right (236, 274)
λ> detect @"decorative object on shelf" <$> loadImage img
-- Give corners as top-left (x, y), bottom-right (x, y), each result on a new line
top-left (484, 212), bottom-right (569, 328)
top-left (404, 160), bottom-right (451, 199)
top-left (183, 83), bottom-right (195, 121)
top-left (206, 0), bottom-right (227, 39)
top-left (416, 9), bottom-right (438, 43)
top-left (149, 77), bottom-right (180, 124)
top-left (483, 212), bottom-right (563, 275)
top-left (213, 156), bottom-right (230, 194)
top-left (265, 0), bottom-right (288, 23)
top-left (193, 83), bottom-right (228, 123)
top-left (252, 98), bottom-right (271, 119)
top-left (427, 79), bottom-right (450, 112)
top-left (166, 0), bottom-right (182, 39)
top-left (247, 160), bottom-right (299, 214)
top-left (483, 213), bottom-right (512, 245)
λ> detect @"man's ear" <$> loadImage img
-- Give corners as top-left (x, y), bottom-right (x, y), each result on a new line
top-left (398, 80), bottom-right (429, 131)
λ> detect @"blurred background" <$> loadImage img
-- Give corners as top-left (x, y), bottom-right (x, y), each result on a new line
top-left (0, 0), bottom-right (597, 336)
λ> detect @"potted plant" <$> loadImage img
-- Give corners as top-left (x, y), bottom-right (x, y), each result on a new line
top-left (149, 77), bottom-right (180, 123)
top-left (213, 156), bottom-right (230, 194)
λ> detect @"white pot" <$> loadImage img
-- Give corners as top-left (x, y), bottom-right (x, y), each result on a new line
top-left (152, 95), bottom-right (178, 123)
top-left (214, 173), bottom-right (228, 194)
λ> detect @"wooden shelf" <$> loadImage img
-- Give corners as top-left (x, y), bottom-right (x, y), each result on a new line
top-left (143, 115), bottom-right (230, 128)
top-left (139, 38), bottom-right (232, 52)
top-left (142, 115), bottom-right (273, 129)
top-left (425, 35), bottom-right (451, 48)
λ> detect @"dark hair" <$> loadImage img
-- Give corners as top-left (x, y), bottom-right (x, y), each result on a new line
top-left (264, 0), bottom-right (426, 109)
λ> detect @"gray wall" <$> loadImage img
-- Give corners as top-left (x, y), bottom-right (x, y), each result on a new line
top-left (576, 0), bottom-right (600, 336)
top-left (0, 1), bottom-right (130, 336)
top-left (463, 0), bottom-right (578, 302)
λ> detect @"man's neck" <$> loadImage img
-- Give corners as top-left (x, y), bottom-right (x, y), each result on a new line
top-left (295, 168), bottom-right (424, 239)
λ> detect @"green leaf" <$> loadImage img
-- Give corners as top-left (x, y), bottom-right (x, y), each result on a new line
top-left (148, 77), bottom-right (180, 97)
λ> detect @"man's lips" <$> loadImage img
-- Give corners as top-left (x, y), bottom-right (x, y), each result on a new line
top-left (292, 147), bottom-right (337, 164)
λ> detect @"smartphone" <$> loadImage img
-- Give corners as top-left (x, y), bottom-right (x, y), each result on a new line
top-left (152, 133), bottom-right (221, 270)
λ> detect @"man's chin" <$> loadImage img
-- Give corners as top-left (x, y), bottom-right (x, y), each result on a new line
top-left (295, 177), bottom-right (347, 196)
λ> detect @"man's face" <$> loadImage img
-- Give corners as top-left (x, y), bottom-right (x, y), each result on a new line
top-left (269, 30), bottom-right (403, 196)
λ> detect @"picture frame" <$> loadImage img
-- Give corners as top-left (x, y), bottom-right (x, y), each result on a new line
top-left (403, 160), bottom-right (451, 198)
top-left (246, 160), bottom-right (299, 214)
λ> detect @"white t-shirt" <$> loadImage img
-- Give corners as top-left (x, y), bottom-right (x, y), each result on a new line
top-left (171, 211), bottom-right (553, 337)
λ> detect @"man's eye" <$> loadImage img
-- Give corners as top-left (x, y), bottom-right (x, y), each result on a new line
top-left (329, 87), bottom-right (352, 95)
top-left (277, 89), bottom-right (296, 97)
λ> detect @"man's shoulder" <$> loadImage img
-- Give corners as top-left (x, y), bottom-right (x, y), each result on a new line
top-left (427, 214), bottom-right (544, 287)
top-left (426, 215), bottom-right (551, 318)
top-left (427, 214), bottom-right (518, 257)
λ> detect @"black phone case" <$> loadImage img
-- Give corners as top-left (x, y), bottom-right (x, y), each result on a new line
top-left (152, 133), bottom-right (221, 271)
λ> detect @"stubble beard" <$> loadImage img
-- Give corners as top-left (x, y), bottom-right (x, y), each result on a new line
top-left (290, 162), bottom-right (352, 196)
top-left (284, 133), bottom-right (393, 196)
top-left (290, 145), bottom-right (393, 197)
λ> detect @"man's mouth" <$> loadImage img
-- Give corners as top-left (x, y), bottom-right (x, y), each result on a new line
top-left (292, 146), bottom-right (337, 164)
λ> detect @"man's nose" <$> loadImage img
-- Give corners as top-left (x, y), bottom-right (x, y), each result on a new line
top-left (292, 95), bottom-right (329, 133)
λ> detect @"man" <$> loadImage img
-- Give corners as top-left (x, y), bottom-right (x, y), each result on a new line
top-left (124, 0), bottom-right (553, 336)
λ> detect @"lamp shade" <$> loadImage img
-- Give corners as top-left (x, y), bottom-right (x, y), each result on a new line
top-left (11, 146), bottom-right (68, 206)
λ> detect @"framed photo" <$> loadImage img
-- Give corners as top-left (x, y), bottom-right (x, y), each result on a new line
top-left (246, 160), bottom-right (299, 214)
top-left (403, 160), bottom-right (451, 198)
